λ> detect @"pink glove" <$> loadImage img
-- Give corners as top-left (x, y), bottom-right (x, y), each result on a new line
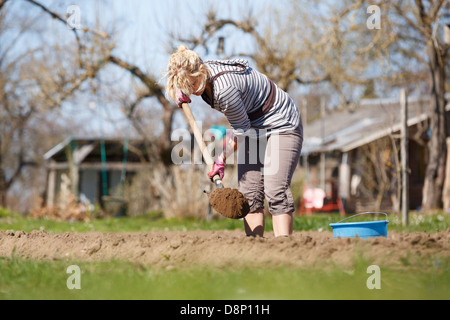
top-left (208, 156), bottom-right (225, 181)
top-left (176, 89), bottom-right (191, 108)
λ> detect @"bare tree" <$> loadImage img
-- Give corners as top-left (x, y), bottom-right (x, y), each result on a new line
top-left (0, 1), bottom-right (111, 208)
top-left (384, 0), bottom-right (449, 211)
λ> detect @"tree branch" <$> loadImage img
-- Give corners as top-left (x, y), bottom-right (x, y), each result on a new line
top-left (25, 0), bottom-right (109, 68)
top-left (0, 0), bottom-right (9, 11)
top-left (108, 55), bottom-right (162, 96)
top-left (295, 74), bottom-right (331, 85)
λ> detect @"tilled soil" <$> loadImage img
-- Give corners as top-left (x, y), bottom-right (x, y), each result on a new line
top-left (1, 229), bottom-right (449, 270)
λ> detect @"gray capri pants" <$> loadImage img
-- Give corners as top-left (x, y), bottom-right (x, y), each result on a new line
top-left (237, 126), bottom-right (303, 215)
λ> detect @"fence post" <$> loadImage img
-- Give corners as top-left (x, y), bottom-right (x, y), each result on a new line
top-left (443, 138), bottom-right (450, 213)
top-left (400, 89), bottom-right (409, 226)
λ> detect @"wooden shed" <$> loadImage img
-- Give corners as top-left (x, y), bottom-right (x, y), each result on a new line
top-left (43, 137), bottom-right (152, 210)
top-left (301, 93), bottom-right (450, 213)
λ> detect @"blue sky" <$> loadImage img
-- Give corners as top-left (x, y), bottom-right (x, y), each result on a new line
top-left (75, 0), bottom-right (276, 74)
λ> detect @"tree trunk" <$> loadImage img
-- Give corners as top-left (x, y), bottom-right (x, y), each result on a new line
top-left (0, 136), bottom-right (5, 207)
top-left (443, 138), bottom-right (450, 212)
top-left (421, 41), bottom-right (447, 211)
top-left (158, 100), bottom-right (176, 166)
top-left (0, 171), bottom-right (6, 208)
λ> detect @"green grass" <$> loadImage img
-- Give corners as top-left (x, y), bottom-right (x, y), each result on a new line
top-left (1, 210), bottom-right (449, 234)
top-left (0, 213), bottom-right (243, 234)
top-left (1, 210), bottom-right (449, 300)
top-left (1, 256), bottom-right (449, 300)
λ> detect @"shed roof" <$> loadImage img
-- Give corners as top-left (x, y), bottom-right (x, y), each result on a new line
top-left (44, 137), bottom-right (152, 164)
top-left (302, 93), bottom-right (450, 155)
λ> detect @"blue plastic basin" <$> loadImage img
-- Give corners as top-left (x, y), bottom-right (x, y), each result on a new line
top-left (329, 212), bottom-right (389, 239)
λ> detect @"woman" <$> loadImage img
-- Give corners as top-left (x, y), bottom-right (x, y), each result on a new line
top-left (165, 45), bottom-right (303, 237)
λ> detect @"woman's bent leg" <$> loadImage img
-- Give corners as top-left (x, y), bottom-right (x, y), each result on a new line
top-left (238, 136), bottom-right (266, 237)
top-left (244, 209), bottom-right (265, 237)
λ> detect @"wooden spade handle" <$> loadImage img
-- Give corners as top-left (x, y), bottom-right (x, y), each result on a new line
top-left (181, 102), bottom-right (224, 188)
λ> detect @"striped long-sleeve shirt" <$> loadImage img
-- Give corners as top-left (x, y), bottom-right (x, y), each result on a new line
top-left (202, 59), bottom-right (302, 137)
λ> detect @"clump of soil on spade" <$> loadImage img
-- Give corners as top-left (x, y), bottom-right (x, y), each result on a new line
top-left (208, 188), bottom-right (250, 219)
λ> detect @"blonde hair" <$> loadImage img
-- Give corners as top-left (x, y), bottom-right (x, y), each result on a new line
top-left (165, 45), bottom-right (209, 102)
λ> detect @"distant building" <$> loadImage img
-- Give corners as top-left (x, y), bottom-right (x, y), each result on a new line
top-left (300, 93), bottom-right (450, 213)
top-left (43, 137), bottom-right (152, 210)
